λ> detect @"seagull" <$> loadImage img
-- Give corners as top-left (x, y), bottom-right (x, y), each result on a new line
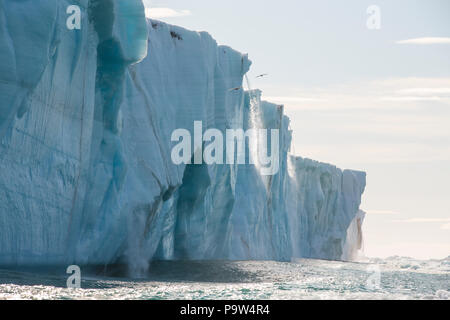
top-left (256, 73), bottom-right (268, 78)
top-left (228, 87), bottom-right (242, 92)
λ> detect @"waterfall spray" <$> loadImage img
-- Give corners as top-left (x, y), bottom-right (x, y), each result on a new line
top-left (244, 74), bottom-right (275, 190)
top-left (244, 74), bottom-right (263, 170)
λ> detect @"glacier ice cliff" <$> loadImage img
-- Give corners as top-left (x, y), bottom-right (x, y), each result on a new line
top-left (0, 1), bottom-right (366, 272)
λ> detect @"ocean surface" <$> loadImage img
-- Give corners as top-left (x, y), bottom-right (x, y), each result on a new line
top-left (0, 257), bottom-right (448, 300)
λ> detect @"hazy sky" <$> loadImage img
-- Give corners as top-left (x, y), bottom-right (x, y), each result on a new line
top-left (144, 0), bottom-right (450, 259)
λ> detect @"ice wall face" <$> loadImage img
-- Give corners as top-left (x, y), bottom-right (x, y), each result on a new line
top-left (0, 0), bottom-right (96, 265)
top-left (121, 22), bottom-right (252, 273)
top-left (70, 0), bottom-right (149, 265)
top-left (288, 158), bottom-right (366, 260)
top-left (0, 2), bottom-right (366, 269)
top-left (0, 0), bottom-right (61, 138)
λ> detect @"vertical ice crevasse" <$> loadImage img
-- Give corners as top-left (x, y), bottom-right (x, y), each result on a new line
top-left (67, 0), bottom-right (148, 264)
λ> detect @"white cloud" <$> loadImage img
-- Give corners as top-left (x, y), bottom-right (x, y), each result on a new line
top-left (271, 77), bottom-right (450, 166)
top-left (396, 37), bottom-right (450, 45)
top-left (393, 218), bottom-right (450, 223)
top-left (263, 77), bottom-right (450, 111)
top-left (380, 96), bottom-right (444, 102)
top-left (364, 242), bottom-right (450, 260)
top-left (441, 223), bottom-right (450, 230)
top-left (145, 8), bottom-right (191, 19)
top-left (373, 77), bottom-right (450, 87)
top-left (264, 96), bottom-right (326, 103)
top-left (365, 210), bottom-right (400, 215)
top-left (396, 88), bottom-right (450, 95)
top-left (377, 80), bottom-right (450, 103)
top-left (293, 142), bottom-right (450, 165)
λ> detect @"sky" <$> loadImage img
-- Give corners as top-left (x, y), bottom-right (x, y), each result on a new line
top-left (143, 0), bottom-right (450, 260)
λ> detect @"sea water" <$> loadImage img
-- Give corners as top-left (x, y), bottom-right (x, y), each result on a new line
top-left (0, 257), bottom-right (448, 300)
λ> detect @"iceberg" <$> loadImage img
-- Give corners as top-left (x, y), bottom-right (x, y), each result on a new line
top-left (0, 1), bottom-right (366, 273)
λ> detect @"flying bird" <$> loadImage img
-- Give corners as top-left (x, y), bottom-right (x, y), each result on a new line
top-left (256, 74), bottom-right (268, 78)
top-left (228, 87), bottom-right (242, 92)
